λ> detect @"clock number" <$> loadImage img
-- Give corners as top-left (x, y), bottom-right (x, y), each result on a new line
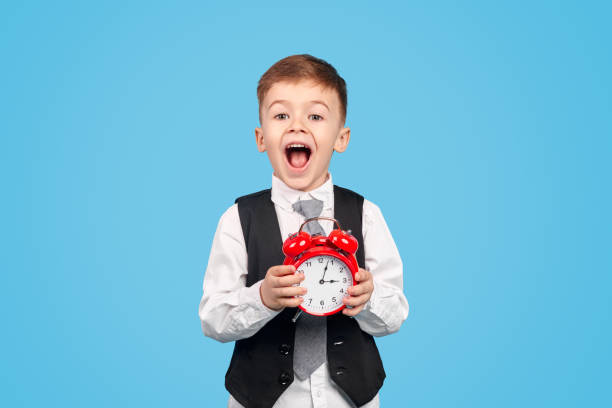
top-left (305, 261), bottom-right (311, 267)
top-left (307, 298), bottom-right (312, 305)
top-left (298, 269), bottom-right (304, 274)
top-left (320, 300), bottom-right (324, 306)
top-left (332, 296), bottom-right (337, 303)
top-left (339, 288), bottom-right (344, 293)
top-left (318, 257), bottom-right (324, 263)
top-left (342, 277), bottom-right (347, 283)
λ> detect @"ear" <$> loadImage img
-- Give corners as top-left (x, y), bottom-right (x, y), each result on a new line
top-left (255, 127), bottom-right (266, 152)
top-left (333, 126), bottom-right (351, 153)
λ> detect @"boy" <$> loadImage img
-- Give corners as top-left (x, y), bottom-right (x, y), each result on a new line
top-left (199, 54), bottom-right (409, 408)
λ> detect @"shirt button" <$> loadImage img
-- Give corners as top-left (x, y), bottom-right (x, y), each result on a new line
top-left (278, 371), bottom-right (291, 385)
top-left (316, 390), bottom-right (322, 398)
top-left (335, 367), bottom-right (346, 376)
top-left (332, 336), bottom-right (345, 346)
top-left (279, 344), bottom-right (291, 355)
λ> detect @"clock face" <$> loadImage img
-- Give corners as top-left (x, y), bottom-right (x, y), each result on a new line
top-left (295, 254), bottom-right (353, 315)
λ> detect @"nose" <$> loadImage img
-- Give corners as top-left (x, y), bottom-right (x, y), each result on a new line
top-left (288, 116), bottom-right (307, 134)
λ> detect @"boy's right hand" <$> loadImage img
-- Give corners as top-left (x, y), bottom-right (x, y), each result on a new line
top-left (260, 265), bottom-right (306, 311)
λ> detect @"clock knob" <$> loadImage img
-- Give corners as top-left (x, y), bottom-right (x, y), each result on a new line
top-left (328, 229), bottom-right (358, 254)
top-left (282, 231), bottom-right (312, 257)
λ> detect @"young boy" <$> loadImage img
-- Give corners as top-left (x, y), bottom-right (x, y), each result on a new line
top-left (199, 54), bottom-right (409, 408)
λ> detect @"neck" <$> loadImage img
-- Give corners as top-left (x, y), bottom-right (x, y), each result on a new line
top-left (275, 172), bottom-right (330, 192)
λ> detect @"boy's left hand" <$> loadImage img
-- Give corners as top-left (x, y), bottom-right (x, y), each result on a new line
top-left (342, 268), bottom-right (374, 316)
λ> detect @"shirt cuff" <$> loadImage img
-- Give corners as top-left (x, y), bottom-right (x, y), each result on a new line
top-left (359, 278), bottom-right (375, 312)
top-left (239, 280), bottom-right (282, 323)
top-left (353, 280), bottom-right (397, 336)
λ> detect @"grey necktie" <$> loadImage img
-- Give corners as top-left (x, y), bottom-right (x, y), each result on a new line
top-left (292, 198), bottom-right (327, 380)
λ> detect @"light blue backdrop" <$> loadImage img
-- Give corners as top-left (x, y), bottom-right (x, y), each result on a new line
top-left (2, 1), bottom-right (610, 406)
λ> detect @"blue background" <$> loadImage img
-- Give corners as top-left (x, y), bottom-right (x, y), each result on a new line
top-left (2, 1), bottom-right (610, 406)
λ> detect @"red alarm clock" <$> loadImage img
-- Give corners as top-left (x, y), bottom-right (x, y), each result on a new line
top-left (282, 217), bottom-right (359, 316)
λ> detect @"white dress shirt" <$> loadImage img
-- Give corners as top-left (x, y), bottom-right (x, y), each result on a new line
top-left (199, 174), bottom-right (409, 408)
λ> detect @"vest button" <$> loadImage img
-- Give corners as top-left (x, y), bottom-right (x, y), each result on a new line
top-left (332, 337), bottom-right (345, 346)
top-left (279, 344), bottom-right (292, 355)
top-left (278, 371), bottom-right (291, 385)
top-left (335, 367), bottom-right (347, 376)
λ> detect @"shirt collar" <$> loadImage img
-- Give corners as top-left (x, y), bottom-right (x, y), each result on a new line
top-left (271, 173), bottom-right (334, 212)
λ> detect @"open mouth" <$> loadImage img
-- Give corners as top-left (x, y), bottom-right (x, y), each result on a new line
top-left (285, 143), bottom-right (312, 170)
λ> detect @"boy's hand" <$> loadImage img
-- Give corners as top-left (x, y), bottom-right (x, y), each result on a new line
top-left (342, 268), bottom-right (374, 316)
top-left (260, 265), bottom-right (306, 311)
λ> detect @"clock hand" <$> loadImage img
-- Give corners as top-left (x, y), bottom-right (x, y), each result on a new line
top-left (319, 260), bottom-right (330, 284)
top-left (322, 279), bottom-right (338, 283)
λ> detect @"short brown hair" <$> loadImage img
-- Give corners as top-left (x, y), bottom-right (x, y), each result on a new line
top-left (257, 54), bottom-right (347, 123)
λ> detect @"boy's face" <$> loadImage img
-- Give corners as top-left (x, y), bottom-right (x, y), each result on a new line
top-left (255, 80), bottom-right (350, 192)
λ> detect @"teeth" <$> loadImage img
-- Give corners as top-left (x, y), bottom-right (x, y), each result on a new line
top-left (287, 144), bottom-right (307, 149)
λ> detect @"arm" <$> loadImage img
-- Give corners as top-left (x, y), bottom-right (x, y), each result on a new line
top-left (351, 200), bottom-right (409, 336)
top-left (198, 204), bottom-right (281, 343)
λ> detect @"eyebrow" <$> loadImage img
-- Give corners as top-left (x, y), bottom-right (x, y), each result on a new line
top-left (267, 99), bottom-right (330, 111)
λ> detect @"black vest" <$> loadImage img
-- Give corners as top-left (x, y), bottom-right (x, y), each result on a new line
top-left (225, 185), bottom-right (385, 408)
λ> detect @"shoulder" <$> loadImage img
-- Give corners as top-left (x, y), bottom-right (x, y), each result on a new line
top-left (333, 184), bottom-right (364, 201)
top-left (206, 203), bottom-right (245, 248)
top-left (234, 188), bottom-right (271, 205)
top-left (233, 189), bottom-right (273, 233)
top-left (333, 185), bottom-right (365, 221)
top-left (352, 193), bottom-right (387, 235)
top-left (332, 184), bottom-right (376, 211)
top-left (217, 203), bottom-right (240, 229)
top-left (363, 198), bottom-right (384, 224)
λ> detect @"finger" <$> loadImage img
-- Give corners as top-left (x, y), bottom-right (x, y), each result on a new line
top-left (276, 272), bottom-right (305, 287)
top-left (267, 265), bottom-right (296, 286)
top-left (355, 268), bottom-right (371, 282)
top-left (343, 293), bottom-right (370, 307)
top-left (274, 286), bottom-right (307, 298)
top-left (348, 282), bottom-right (373, 297)
top-left (342, 304), bottom-right (365, 316)
top-left (278, 297), bottom-right (304, 308)
top-left (268, 265), bottom-right (296, 277)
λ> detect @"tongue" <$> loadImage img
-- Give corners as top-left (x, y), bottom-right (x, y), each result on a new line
top-left (289, 150), bottom-right (308, 168)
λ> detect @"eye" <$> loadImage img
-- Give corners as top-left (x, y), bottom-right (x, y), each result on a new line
top-left (274, 113), bottom-right (289, 120)
top-left (309, 114), bottom-right (323, 121)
